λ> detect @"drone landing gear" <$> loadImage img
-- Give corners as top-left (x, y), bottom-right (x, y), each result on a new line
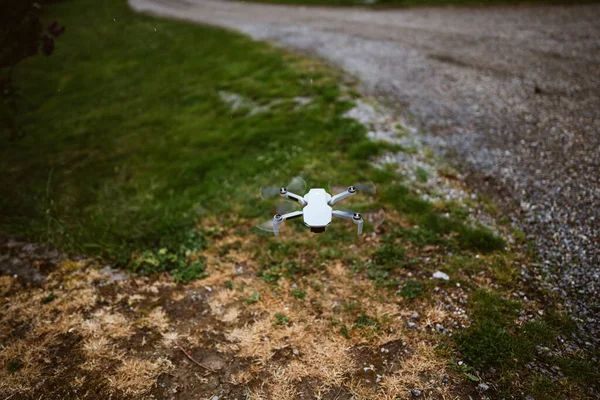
top-left (332, 210), bottom-right (363, 235)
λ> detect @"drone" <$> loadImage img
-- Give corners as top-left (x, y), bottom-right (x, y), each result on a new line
top-left (259, 178), bottom-right (384, 236)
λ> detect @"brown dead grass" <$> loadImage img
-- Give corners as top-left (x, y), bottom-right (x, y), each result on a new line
top-left (108, 357), bottom-right (174, 395)
top-left (0, 212), bottom-right (500, 399)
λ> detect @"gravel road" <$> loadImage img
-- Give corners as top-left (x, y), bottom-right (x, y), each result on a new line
top-left (129, 0), bottom-right (600, 342)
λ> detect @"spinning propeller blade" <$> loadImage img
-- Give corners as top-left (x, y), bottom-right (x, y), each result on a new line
top-left (256, 201), bottom-right (298, 233)
top-left (258, 219), bottom-right (277, 233)
top-left (361, 207), bottom-right (386, 229)
top-left (260, 176), bottom-right (307, 200)
top-left (338, 207), bottom-right (386, 230)
top-left (328, 180), bottom-right (376, 196)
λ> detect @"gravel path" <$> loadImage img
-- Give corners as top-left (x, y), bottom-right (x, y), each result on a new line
top-left (129, 0), bottom-right (600, 341)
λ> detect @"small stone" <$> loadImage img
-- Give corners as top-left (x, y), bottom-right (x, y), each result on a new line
top-left (477, 383), bottom-right (489, 392)
top-left (411, 389), bottom-right (422, 397)
top-left (408, 321), bottom-right (418, 329)
top-left (432, 271), bottom-right (450, 280)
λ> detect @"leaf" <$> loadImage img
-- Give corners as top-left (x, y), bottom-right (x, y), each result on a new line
top-left (464, 372), bottom-right (479, 382)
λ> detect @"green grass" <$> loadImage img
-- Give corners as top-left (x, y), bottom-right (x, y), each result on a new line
top-left (1, 0), bottom-right (377, 264)
top-left (455, 289), bottom-right (597, 397)
top-left (1, 0), bottom-right (506, 283)
top-left (382, 184), bottom-right (505, 252)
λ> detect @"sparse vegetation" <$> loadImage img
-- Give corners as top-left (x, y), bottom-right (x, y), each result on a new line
top-left (454, 290), bottom-right (594, 397)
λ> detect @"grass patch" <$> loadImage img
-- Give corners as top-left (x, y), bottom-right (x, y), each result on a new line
top-left (382, 184), bottom-right (505, 253)
top-left (455, 290), bottom-right (596, 397)
top-left (0, 0), bottom-right (375, 266)
top-left (400, 280), bottom-right (426, 299)
top-left (273, 312), bottom-right (291, 326)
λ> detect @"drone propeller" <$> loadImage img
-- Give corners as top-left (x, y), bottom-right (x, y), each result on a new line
top-left (337, 207), bottom-right (386, 230)
top-left (256, 201), bottom-right (299, 233)
top-left (260, 176), bottom-right (307, 200)
top-left (258, 218), bottom-right (278, 233)
top-left (328, 180), bottom-right (376, 196)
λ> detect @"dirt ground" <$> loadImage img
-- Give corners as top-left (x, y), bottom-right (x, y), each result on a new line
top-left (129, 0), bottom-right (600, 346)
top-left (1, 223), bottom-right (495, 400)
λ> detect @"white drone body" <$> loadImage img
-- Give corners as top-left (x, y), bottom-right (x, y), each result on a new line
top-left (271, 186), bottom-right (363, 236)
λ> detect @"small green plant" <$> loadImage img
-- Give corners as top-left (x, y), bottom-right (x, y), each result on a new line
top-left (172, 260), bottom-right (209, 283)
top-left (354, 312), bottom-right (379, 329)
top-left (416, 167), bottom-right (429, 183)
top-left (400, 280), bottom-right (425, 299)
top-left (224, 280), bottom-right (234, 290)
top-left (245, 290), bottom-right (260, 304)
top-left (291, 287), bottom-right (306, 300)
top-left (448, 359), bottom-right (479, 382)
top-left (273, 312), bottom-right (290, 326)
top-left (340, 325), bottom-right (350, 339)
top-left (130, 231), bottom-right (208, 283)
top-left (41, 292), bottom-right (56, 304)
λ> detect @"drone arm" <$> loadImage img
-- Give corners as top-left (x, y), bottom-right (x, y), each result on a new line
top-left (279, 189), bottom-right (307, 206)
top-left (328, 186), bottom-right (356, 206)
top-left (332, 210), bottom-right (363, 235)
top-left (272, 210), bottom-right (303, 236)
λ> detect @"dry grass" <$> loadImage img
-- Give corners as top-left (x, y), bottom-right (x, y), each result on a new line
top-left (0, 213), bottom-right (513, 399)
top-left (108, 357), bottom-right (174, 395)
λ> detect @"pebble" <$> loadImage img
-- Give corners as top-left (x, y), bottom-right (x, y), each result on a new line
top-left (477, 383), bottom-right (489, 392)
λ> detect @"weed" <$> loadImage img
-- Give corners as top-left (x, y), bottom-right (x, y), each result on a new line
top-left (291, 288), bottom-right (306, 300)
top-left (172, 260), bottom-right (209, 283)
top-left (354, 312), bottom-right (378, 329)
top-left (273, 313), bottom-right (290, 326)
top-left (340, 325), bottom-right (350, 339)
top-left (416, 167), bottom-right (429, 183)
top-left (131, 238), bottom-right (208, 282)
top-left (400, 280), bottom-right (426, 300)
top-left (41, 292), bottom-right (56, 304)
top-left (245, 291), bottom-right (260, 304)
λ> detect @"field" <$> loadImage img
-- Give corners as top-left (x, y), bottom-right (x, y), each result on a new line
top-left (0, 0), bottom-right (597, 399)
